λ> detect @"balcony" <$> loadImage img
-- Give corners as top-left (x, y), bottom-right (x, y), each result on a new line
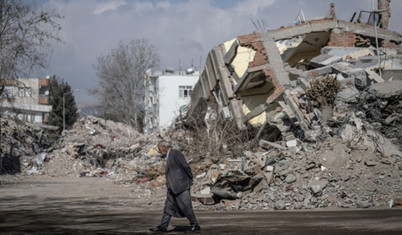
top-left (38, 97), bottom-right (50, 105)
top-left (38, 78), bottom-right (50, 86)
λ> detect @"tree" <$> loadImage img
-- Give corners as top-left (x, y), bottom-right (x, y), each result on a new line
top-left (0, 0), bottom-right (63, 96)
top-left (49, 75), bottom-right (78, 132)
top-left (92, 39), bottom-right (160, 132)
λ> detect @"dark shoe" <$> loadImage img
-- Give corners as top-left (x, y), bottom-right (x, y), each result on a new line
top-left (149, 225), bottom-right (167, 233)
top-left (186, 224), bottom-right (201, 233)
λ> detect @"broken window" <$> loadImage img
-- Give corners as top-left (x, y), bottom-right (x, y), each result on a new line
top-left (179, 85), bottom-right (192, 98)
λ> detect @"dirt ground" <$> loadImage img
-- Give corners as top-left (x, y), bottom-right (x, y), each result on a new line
top-left (1, 175), bottom-right (402, 234)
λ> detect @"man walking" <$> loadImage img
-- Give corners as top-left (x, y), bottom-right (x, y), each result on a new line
top-left (149, 140), bottom-right (201, 233)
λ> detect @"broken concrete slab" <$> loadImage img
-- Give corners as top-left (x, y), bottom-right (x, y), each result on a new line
top-left (305, 65), bottom-right (333, 79)
top-left (342, 48), bottom-right (375, 61)
top-left (321, 46), bottom-right (372, 57)
top-left (365, 68), bottom-right (385, 83)
top-left (192, 193), bottom-right (215, 205)
top-left (381, 68), bottom-right (402, 81)
top-left (331, 63), bottom-right (367, 87)
top-left (261, 32), bottom-right (292, 87)
top-left (354, 56), bottom-right (382, 69)
top-left (367, 80), bottom-right (402, 99)
top-left (336, 86), bottom-right (360, 103)
top-left (310, 54), bottom-right (342, 68)
top-left (297, 77), bottom-right (311, 90)
top-left (223, 38), bottom-right (240, 65)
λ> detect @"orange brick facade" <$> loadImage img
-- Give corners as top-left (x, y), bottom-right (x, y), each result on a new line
top-left (328, 31), bottom-right (357, 47)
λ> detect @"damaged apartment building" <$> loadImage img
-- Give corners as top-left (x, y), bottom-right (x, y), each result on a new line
top-left (183, 0), bottom-right (402, 141)
top-left (0, 77), bottom-right (52, 124)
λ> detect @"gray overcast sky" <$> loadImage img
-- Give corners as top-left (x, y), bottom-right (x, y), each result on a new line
top-left (35, 0), bottom-right (402, 107)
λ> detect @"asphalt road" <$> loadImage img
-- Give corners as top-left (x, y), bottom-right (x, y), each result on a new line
top-left (1, 207), bottom-right (402, 234)
top-left (0, 176), bottom-right (401, 234)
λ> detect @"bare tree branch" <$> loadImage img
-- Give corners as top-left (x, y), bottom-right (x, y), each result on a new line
top-left (0, 0), bottom-right (63, 87)
top-left (91, 39), bottom-right (160, 132)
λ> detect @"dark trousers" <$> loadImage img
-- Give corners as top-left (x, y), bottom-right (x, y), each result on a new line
top-left (160, 189), bottom-right (197, 228)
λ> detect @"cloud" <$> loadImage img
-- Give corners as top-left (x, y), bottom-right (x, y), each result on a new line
top-left (155, 1), bottom-right (172, 10)
top-left (132, 1), bottom-right (154, 14)
top-left (234, 0), bottom-right (276, 17)
top-left (40, 0), bottom-right (402, 108)
top-left (93, 0), bottom-right (126, 15)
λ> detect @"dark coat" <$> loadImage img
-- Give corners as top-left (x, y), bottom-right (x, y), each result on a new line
top-left (165, 149), bottom-right (193, 194)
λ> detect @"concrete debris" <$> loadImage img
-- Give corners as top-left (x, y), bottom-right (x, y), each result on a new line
top-left (181, 4), bottom-right (402, 210)
top-left (1, 118), bottom-right (58, 174)
top-left (2, 2), bottom-right (402, 212)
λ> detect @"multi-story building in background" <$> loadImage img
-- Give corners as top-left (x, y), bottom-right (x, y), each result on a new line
top-left (143, 68), bottom-right (199, 133)
top-left (0, 77), bottom-right (52, 124)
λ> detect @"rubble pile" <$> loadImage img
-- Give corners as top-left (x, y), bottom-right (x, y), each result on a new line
top-left (185, 77), bottom-right (402, 210)
top-left (1, 116), bottom-right (169, 207)
top-left (190, 134), bottom-right (401, 210)
top-left (0, 116), bottom-right (166, 184)
top-left (0, 118), bottom-right (58, 174)
top-left (1, 108), bottom-right (401, 210)
top-left (355, 81), bottom-right (402, 147)
top-left (38, 116), bottom-right (165, 182)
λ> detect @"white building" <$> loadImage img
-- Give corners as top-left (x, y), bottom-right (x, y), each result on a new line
top-left (1, 77), bottom-right (52, 124)
top-left (144, 69), bottom-right (200, 133)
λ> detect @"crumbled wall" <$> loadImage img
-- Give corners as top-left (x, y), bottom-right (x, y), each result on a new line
top-left (382, 40), bottom-right (400, 50)
top-left (328, 30), bottom-right (357, 47)
top-left (237, 32), bottom-right (268, 68)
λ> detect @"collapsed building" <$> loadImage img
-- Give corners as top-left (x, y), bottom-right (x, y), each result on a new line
top-left (173, 1), bottom-right (402, 209)
top-left (184, 1), bottom-right (402, 142)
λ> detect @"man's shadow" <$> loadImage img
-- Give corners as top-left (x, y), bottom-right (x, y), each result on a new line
top-left (168, 225), bottom-right (198, 233)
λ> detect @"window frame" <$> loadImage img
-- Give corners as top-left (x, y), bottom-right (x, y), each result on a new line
top-left (179, 85), bottom-right (193, 98)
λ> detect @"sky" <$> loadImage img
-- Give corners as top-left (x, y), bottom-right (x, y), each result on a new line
top-left (34, 0), bottom-right (402, 108)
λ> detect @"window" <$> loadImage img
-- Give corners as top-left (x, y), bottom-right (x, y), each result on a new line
top-left (19, 88), bottom-right (24, 97)
top-left (25, 88), bottom-right (31, 97)
top-left (179, 86), bottom-right (192, 98)
top-left (18, 87), bottom-right (31, 97)
top-left (4, 86), bottom-right (13, 97)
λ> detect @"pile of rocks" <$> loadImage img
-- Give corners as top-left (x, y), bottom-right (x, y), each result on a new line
top-left (1, 109), bottom-right (401, 210)
top-left (0, 118), bottom-right (58, 174)
top-left (36, 116), bottom-right (162, 181)
top-left (191, 134), bottom-right (401, 210)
